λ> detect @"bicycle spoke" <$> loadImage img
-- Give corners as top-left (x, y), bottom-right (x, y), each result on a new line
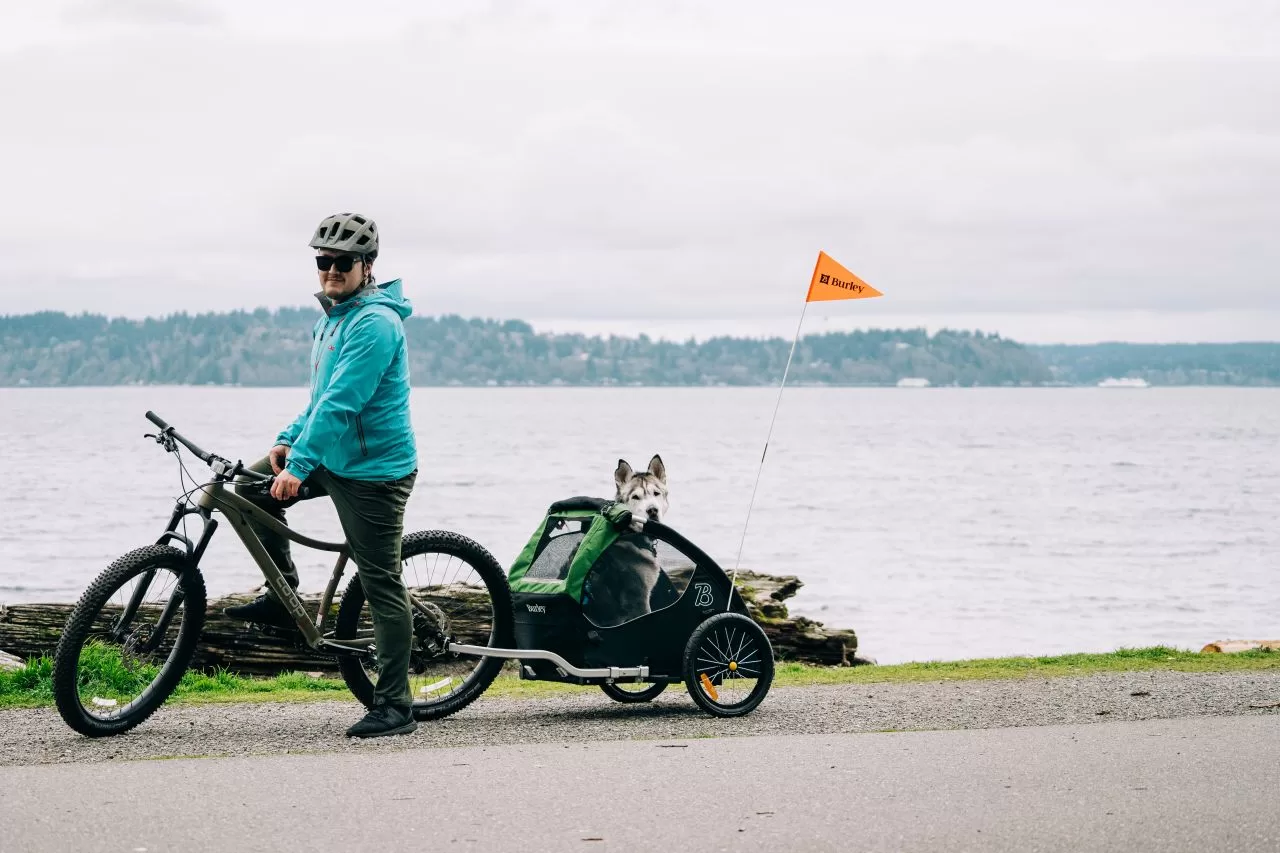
top-left (347, 539), bottom-right (504, 710)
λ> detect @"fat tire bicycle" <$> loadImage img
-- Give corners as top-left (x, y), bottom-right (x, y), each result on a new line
top-left (52, 412), bottom-right (514, 737)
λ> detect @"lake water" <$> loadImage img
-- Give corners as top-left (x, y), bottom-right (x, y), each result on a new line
top-left (1, 386), bottom-right (1276, 664)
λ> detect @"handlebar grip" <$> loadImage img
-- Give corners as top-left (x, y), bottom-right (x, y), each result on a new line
top-left (145, 411), bottom-right (170, 430)
top-left (241, 476), bottom-right (311, 501)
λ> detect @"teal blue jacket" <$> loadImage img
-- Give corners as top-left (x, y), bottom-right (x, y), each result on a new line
top-left (278, 279), bottom-right (417, 482)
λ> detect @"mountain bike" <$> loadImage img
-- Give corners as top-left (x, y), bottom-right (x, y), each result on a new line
top-left (52, 412), bottom-right (514, 737)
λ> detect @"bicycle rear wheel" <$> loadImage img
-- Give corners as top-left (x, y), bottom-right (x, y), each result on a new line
top-left (52, 546), bottom-right (206, 737)
top-left (335, 530), bottom-right (513, 721)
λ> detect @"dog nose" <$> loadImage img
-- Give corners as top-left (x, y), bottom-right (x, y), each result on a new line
top-left (646, 507), bottom-right (660, 520)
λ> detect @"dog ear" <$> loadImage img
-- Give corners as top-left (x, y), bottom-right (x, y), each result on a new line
top-left (614, 459), bottom-right (634, 488)
top-left (647, 454), bottom-right (667, 484)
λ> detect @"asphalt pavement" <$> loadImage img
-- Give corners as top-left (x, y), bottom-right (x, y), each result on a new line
top-left (3, 714), bottom-right (1279, 853)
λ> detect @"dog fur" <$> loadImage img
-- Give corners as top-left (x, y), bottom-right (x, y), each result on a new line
top-left (582, 455), bottom-right (669, 627)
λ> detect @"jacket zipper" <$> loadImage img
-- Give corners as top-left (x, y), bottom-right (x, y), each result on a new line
top-left (315, 316), bottom-right (344, 380)
top-left (355, 415), bottom-right (368, 457)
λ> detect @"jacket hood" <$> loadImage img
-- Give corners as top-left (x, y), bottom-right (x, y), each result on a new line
top-left (315, 278), bottom-right (412, 319)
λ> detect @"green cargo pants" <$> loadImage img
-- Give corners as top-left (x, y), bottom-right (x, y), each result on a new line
top-left (236, 457), bottom-right (417, 710)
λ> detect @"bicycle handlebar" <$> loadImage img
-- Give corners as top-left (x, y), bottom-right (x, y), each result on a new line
top-left (146, 411), bottom-right (305, 495)
top-left (146, 410), bottom-right (213, 463)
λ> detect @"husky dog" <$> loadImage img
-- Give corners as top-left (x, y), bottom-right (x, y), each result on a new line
top-left (583, 456), bottom-right (669, 627)
top-left (616, 455), bottom-right (669, 528)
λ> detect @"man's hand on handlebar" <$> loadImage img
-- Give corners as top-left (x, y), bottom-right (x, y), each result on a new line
top-left (271, 469), bottom-right (303, 501)
top-left (269, 444), bottom-right (291, 475)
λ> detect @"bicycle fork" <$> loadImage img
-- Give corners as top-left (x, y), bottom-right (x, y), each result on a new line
top-left (113, 501), bottom-right (219, 653)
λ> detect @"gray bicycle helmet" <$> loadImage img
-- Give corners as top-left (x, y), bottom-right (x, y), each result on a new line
top-left (309, 212), bottom-right (379, 259)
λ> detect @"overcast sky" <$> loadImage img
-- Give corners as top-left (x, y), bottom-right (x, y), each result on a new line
top-left (2, 1), bottom-right (1277, 343)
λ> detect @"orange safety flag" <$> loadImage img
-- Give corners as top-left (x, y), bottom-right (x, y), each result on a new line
top-left (805, 251), bottom-right (883, 302)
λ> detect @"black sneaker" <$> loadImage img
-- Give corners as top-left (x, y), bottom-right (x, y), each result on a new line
top-left (223, 594), bottom-right (295, 630)
top-left (346, 704), bottom-right (418, 739)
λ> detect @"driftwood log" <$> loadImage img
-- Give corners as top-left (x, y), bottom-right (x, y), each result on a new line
top-left (0, 570), bottom-right (860, 674)
top-left (730, 571), bottom-right (862, 667)
top-left (1200, 640), bottom-right (1280, 654)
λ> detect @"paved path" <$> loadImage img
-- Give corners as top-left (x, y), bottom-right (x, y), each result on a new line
top-left (3, 715), bottom-right (1279, 852)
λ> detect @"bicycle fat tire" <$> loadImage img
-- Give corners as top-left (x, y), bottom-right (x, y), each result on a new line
top-left (52, 545), bottom-right (206, 737)
top-left (335, 530), bottom-right (514, 721)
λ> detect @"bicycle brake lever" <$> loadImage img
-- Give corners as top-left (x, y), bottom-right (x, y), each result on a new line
top-left (145, 432), bottom-right (178, 452)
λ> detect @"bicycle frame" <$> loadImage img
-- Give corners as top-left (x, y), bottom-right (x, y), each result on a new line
top-left (156, 480), bottom-right (359, 650)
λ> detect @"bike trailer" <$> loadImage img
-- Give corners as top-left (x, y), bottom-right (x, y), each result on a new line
top-left (506, 496), bottom-right (754, 684)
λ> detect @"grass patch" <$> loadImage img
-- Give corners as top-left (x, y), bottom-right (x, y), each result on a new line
top-left (0, 646), bottom-right (349, 710)
top-left (772, 645), bottom-right (1280, 686)
top-left (172, 668), bottom-right (349, 704)
top-left (0, 655), bottom-right (54, 708)
top-left (4, 645), bottom-right (1277, 710)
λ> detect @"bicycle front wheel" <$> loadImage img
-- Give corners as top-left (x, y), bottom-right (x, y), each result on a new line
top-left (52, 546), bottom-right (206, 737)
top-left (335, 530), bottom-right (514, 721)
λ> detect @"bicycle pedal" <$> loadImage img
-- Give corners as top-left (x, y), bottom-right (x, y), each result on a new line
top-left (249, 622), bottom-right (304, 640)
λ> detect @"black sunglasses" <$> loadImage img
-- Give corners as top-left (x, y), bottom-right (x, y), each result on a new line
top-left (315, 254), bottom-right (362, 273)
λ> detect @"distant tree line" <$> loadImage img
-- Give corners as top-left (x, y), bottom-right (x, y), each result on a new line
top-left (1034, 342), bottom-right (1280, 386)
top-left (0, 309), bottom-right (1276, 387)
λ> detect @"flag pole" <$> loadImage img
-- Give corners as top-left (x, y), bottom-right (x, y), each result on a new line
top-left (727, 298), bottom-right (809, 605)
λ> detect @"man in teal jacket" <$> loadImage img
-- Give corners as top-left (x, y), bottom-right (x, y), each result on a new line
top-left (227, 212), bottom-right (420, 738)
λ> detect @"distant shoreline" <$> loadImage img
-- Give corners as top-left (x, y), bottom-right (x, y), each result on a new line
top-left (4, 312), bottom-right (1277, 387)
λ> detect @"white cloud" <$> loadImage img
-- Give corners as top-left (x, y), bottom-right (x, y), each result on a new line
top-left (61, 0), bottom-right (223, 29)
top-left (1, 1), bottom-right (1278, 342)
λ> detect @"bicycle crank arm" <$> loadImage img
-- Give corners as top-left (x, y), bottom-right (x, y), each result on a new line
top-left (316, 639), bottom-right (377, 658)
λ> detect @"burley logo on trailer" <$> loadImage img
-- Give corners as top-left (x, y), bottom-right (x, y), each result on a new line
top-left (693, 583), bottom-right (715, 609)
top-left (526, 603), bottom-right (547, 614)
